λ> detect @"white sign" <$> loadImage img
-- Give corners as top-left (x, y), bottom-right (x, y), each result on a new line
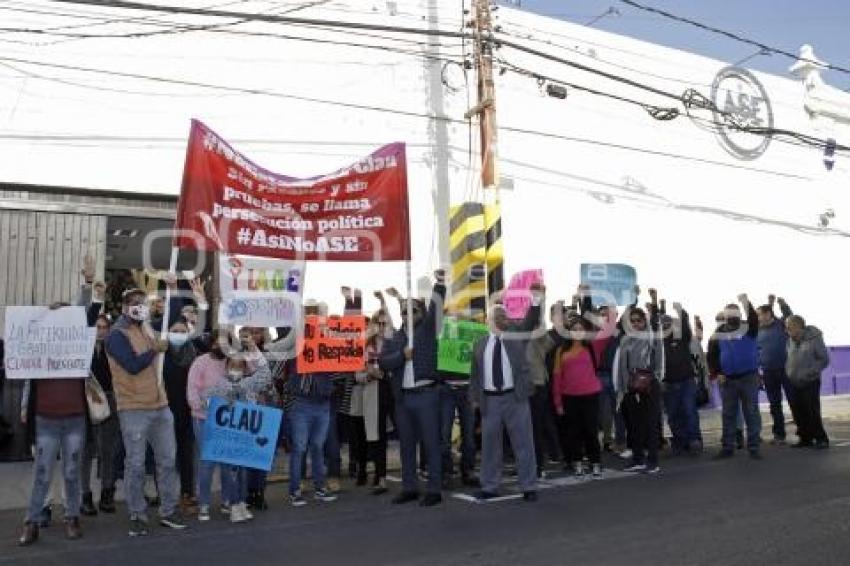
top-left (3, 306), bottom-right (97, 380)
top-left (218, 254), bottom-right (305, 327)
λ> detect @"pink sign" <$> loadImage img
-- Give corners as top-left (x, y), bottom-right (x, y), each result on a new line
top-left (503, 269), bottom-right (544, 319)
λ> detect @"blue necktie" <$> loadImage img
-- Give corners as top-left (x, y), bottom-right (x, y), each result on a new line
top-left (492, 337), bottom-right (504, 391)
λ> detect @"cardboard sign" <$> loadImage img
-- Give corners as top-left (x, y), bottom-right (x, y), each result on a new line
top-left (201, 398), bottom-right (283, 471)
top-left (218, 254), bottom-right (305, 327)
top-left (503, 269), bottom-right (544, 319)
top-left (3, 306), bottom-right (96, 380)
top-left (296, 315), bottom-right (366, 374)
top-left (437, 318), bottom-right (490, 375)
top-left (174, 120), bottom-right (411, 262)
top-left (580, 264), bottom-right (637, 307)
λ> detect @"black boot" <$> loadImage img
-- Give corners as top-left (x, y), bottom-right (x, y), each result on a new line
top-left (98, 488), bottom-right (116, 514)
top-left (81, 492), bottom-right (98, 517)
top-left (254, 490), bottom-right (268, 511)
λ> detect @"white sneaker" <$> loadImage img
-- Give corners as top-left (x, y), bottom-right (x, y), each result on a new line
top-left (230, 503), bottom-right (247, 523)
top-left (619, 449), bottom-right (633, 460)
top-left (198, 505), bottom-right (210, 522)
top-left (220, 504), bottom-right (231, 516)
top-left (646, 465), bottom-right (661, 475)
top-left (592, 464), bottom-right (603, 479)
top-left (572, 462), bottom-right (584, 478)
top-left (241, 503), bottom-right (254, 521)
top-left (624, 463), bottom-right (647, 473)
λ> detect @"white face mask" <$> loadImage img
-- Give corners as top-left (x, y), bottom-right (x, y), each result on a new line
top-left (127, 304), bottom-right (150, 322)
top-left (168, 333), bottom-right (189, 347)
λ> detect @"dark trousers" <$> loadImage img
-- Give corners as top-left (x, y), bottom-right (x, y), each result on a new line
top-left (439, 385), bottom-right (476, 477)
top-left (325, 393), bottom-right (342, 479)
top-left (561, 393), bottom-right (601, 465)
top-left (622, 380), bottom-right (661, 466)
top-left (367, 381), bottom-right (392, 480)
top-left (791, 380), bottom-right (828, 443)
top-left (347, 415), bottom-right (368, 478)
top-left (170, 405), bottom-right (195, 497)
top-left (396, 388), bottom-right (442, 495)
top-left (762, 368), bottom-right (793, 440)
top-left (662, 378), bottom-right (702, 450)
top-left (530, 384), bottom-right (562, 471)
top-left (720, 374), bottom-right (762, 451)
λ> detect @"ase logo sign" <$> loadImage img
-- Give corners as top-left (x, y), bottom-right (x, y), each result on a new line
top-left (710, 66), bottom-right (774, 161)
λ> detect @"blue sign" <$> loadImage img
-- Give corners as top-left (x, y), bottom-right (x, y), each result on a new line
top-left (201, 398), bottom-right (283, 471)
top-left (580, 264), bottom-right (637, 307)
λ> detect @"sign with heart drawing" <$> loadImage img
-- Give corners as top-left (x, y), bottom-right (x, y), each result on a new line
top-left (201, 398), bottom-right (284, 471)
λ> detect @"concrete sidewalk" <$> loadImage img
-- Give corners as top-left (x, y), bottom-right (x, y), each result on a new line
top-left (2, 395), bottom-right (849, 512)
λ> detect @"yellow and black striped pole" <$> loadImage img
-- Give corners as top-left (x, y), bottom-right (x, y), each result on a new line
top-left (484, 202), bottom-right (504, 300)
top-left (448, 202), bottom-right (487, 319)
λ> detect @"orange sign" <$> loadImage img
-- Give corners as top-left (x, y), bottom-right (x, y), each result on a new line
top-left (296, 315), bottom-right (367, 374)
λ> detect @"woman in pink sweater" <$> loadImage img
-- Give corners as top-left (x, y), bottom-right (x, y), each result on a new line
top-left (552, 317), bottom-right (603, 479)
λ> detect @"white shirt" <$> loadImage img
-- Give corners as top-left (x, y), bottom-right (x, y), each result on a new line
top-left (483, 334), bottom-right (514, 392)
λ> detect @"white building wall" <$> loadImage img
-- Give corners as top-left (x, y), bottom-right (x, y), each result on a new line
top-left (1, 1), bottom-right (849, 341)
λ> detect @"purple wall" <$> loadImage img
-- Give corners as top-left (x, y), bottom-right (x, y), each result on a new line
top-left (706, 346), bottom-right (850, 408)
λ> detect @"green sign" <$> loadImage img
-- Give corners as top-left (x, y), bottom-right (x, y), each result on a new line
top-left (437, 318), bottom-right (490, 375)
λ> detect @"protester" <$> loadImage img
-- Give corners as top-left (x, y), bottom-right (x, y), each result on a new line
top-left (614, 290), bottom-right (663, 474)
top-left (707, 294), bottom-right (763, 460)
top-left (285, 305), bottom-right (339, 507)
top-left (89, 312), bottom-right (122, 515)
top-left (379, 272), bottom-right (446, 507)
top-left (18, 275), bottom-right (99, 546)
top-left (653, 299), bottom-right (703, 455)
top-left (201, 351), bottom-right (272, 522)
top-left (363, 298), bottom-right (394, 495)
top-left (105, 287), bottom-right (186, 536)
top-left (757, 295), bottom-right (794, 445)
top-left (470, 284), bottom-right (543, 502)
top-left (551, 315), bottom-right (603, 478)
top-left (162, 317), bottom-right (200, 515)
top-left (785, 315), bottom-right (830, 449)
top-left (526, 301), bottom-right (566, 477)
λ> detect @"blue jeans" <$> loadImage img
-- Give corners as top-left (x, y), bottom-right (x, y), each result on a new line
top-left (662, 378), bottom-right (702, 450)
top-left (223, 466), bottom-right (247, 505)
top-left (193, 418), bottom-right (236, 507)
top-left (721, 374), bottom-right (762, 451)
top-left (439, 385), bottom-right (476, 477)
top-left (762, 368), bottom-right (793, 440)
top-left (289, 398), bottom-right (331, 495)
top-left (396, 388), bottom-right (442, 495)
top-left (27, 416), bottom-right (86, 522)
top-left (119, 407), bottom-right (180, 519)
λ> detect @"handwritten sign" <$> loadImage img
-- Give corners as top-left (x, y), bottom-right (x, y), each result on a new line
top-left (580, 264), bottom-right (637, 307)
top-left (3, 306), bottom-right (96, 380)
top-left (437, 318), bottom-right (490, 375)
top-left (218, 254), bottom-right (305, 327)
top-left (296, 315), bottom-right (366, 374)
top-left (201, 398), bottom-right (283, 471)
top-left (503, 269), bottom-right (544, 319)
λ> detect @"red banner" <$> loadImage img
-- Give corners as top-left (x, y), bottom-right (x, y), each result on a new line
top-left (174, 120), bottom-right (411, 261)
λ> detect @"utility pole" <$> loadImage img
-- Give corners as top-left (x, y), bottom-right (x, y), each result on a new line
top-left (471, 0), bottom-right (505, 300)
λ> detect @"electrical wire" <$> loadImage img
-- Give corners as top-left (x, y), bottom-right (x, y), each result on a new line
top-left (620, 0), bottom-right (850, 77)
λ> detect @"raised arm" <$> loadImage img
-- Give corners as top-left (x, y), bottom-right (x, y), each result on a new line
top-left (740, 294), bottom-right (758, 338)
top-left (776, 297), bottom-right (793, 321)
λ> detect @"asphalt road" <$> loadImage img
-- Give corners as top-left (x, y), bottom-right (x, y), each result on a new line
top-left (4, 420), bottom-right (850, 566)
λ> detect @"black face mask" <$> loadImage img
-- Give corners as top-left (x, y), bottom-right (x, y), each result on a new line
top-left (726, 317), bottom-right (742, 331)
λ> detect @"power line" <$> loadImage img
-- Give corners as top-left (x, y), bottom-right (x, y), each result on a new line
top-left (620, 0), bottom-right (850, 77)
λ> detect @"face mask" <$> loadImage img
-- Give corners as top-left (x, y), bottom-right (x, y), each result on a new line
top-left (127, 304), bottom-right (150, 322)
top-left (226, 370), bottom-right (244, 381)
top-left (168, 333), bottom-right (189, 347)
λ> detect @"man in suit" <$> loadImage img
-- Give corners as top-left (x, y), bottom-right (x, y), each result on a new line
top-left (470, 283), bottom-right (544, 502)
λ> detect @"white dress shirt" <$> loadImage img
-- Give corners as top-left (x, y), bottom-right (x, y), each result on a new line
top-left (483, 334), bottom-right (515, 392)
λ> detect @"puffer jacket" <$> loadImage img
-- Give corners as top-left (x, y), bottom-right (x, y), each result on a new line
top-left (786, 326), bottom-right (830, 387)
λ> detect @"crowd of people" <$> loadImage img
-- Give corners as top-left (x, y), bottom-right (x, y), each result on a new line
top-left (12, 259), bottom-right (833, 546)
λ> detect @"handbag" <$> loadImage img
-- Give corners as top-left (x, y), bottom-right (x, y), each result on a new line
top-left (85, 376), bottom-right (111, 424)
top-left (628, 368), bottom-right (655, 395)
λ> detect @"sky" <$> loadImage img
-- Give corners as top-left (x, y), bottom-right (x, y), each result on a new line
top-left (512, 0), bottom-right (850, 90)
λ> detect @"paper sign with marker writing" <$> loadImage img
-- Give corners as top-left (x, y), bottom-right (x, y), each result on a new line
top-left (580, 264), bottom-right (637, 307)
top-left (201, 398), bottom-right (283, 471)
top-left (218, 254), bottom-right (305, 327)
top-left (3, 306), bottom-right (96, 380)
top-left (503, 269), bottom-right (544, 319)
top-left (296, 315), bottom-right (366, 374)
top-left (437, 318), bottom-right (490, 375)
